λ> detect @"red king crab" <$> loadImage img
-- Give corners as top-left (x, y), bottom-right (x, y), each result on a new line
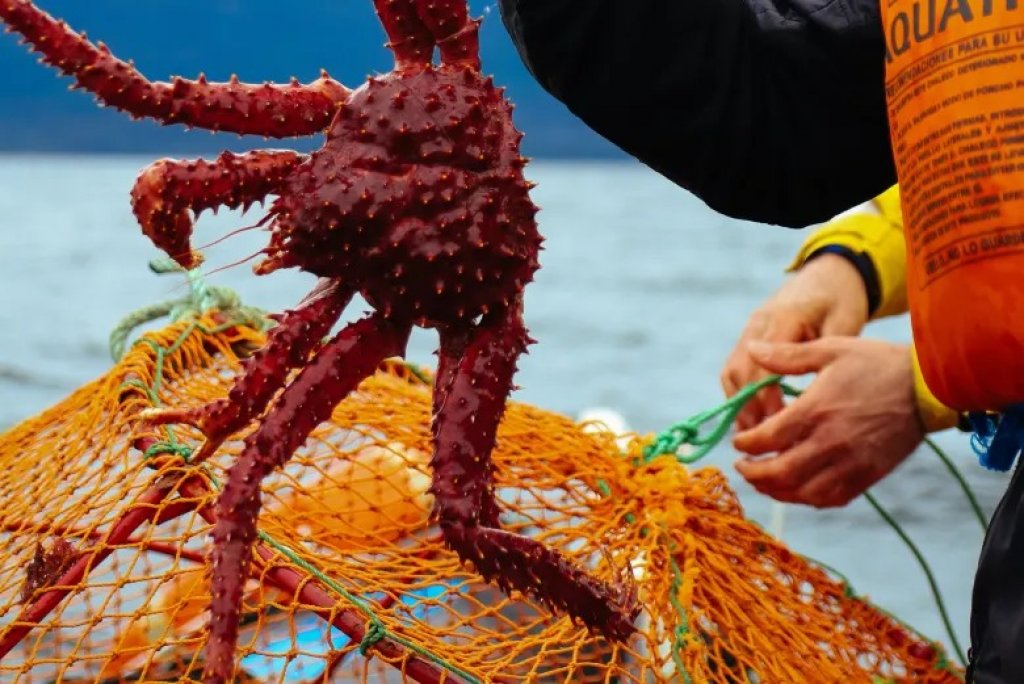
top-left (0, 0), bottom-right (640, 679)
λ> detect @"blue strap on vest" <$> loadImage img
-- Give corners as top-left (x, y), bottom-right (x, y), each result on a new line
top-left (969, 408), bottom-right (1024, 472)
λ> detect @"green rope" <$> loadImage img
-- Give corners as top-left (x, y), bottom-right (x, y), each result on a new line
top-left (144, 442), bottom-right (193, 462)
top-left (924, 436), bottom-right (988, 532)
top-left (109, 258), bottom-right (270, 362)
top-left (642, 375), bottom-right (782, 463)
top-left (799, 554), bottom-right (857, 599)
top-left (253, 523), bottom-right (480, 681)
top-left (865, 491), bottom-right (966, 665)
top-left (667, 556), bottom-right (695, 684)
top-left (121, 308), bottom-right (478, 684)
top-left (359, 619), bottom-right (389, 656)
top-left (109, 300), bottom-right (180, 361)
top-left (801, 550), bottom-right (958, 674)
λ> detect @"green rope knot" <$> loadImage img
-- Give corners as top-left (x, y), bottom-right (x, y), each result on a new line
top-left (644, 424), bottom-right (700, 459)
top-left (143, 442), bottom-right (193, 463)
top-left (358, 618), bottom-right (388, 656)
top-left (642, 375), bottom-right (787, 464)
top-left (109, 258), bottom-right (270, 361)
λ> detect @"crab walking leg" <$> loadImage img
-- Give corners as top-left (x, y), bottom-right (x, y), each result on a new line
top-left (431, 300), bottom-right (640, 641)
top-left (412, 0), bottom-right (480, 70)
top-left (141, 278), bottom-right (353, 464)
top-left (372, 0), bottom-right (436, 70)
top-left (130, 150), bottom-right (306, 268)
top-left (203, 312), bottom-right (412, 684)
top-left (431, 327), bottom-right (470, 418)
top-left (430, 323), bottom-right (497, 528)
top-left (0, 1), bottom-right (348, 137)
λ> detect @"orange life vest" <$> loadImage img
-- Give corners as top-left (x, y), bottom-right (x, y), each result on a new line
top-left (881, 0), bottom-right (1024, 411)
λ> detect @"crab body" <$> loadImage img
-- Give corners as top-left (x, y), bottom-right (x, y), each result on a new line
top-left (261, 68), bottom-right (541, 327)
top-left (0, 0), bottom-right (639, 680)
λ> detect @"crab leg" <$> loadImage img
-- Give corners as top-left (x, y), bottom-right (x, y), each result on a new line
top-left (130, 150), bottom-right (306, 268)
top-left (141, 278), bottom-right (352, 464)
top-left (372, 0), bottom-right (436, 70)
top-left (0, 1), bottom-right (348, 137)
top-left (431, 299), bottom-right (639, 641)
top-left (431, 325), bottom-right (501, 528)
top-left (203, 312), bottom-right (412, 683)
top-left (412, 0), bottom-right (480, 70)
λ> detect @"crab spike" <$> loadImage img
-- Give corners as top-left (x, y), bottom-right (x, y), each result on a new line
top-left (129, 149), bottom-right (305, 268)
top-left (372, 0), bottom-right (435, 70)
top-left (412, 0), bottom-right (480, 70)
top-left (203, 312), bottom-right (412, 682)
top-left (0, 0), bottom-right (349, 137)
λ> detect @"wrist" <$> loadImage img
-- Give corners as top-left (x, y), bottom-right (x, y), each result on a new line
top-left (786, 252), bottom-right (870, 328)
top-left (805, 245), bottom-right (881, 316)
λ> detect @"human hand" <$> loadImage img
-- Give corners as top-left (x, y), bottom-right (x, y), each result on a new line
top-left (732, 337), bottom-right (923, 508)
top-left (722, 253), bottom-right (870, 431)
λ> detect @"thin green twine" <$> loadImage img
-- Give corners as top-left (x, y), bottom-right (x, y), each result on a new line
top-left (120, 312), bottom-right (479, 683)
top-left (667, 556), bottom-right (694, 684)
top-left (642, 373), bottom-right (980, 669)
top-left (109, 258), bottom-right (269, 362)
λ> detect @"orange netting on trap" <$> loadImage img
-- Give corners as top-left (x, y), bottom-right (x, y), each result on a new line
top-left (0, 313), bottom-right (963, 683)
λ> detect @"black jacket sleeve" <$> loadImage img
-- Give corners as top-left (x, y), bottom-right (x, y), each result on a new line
top-left (499, 0), bottom-right (896, 228)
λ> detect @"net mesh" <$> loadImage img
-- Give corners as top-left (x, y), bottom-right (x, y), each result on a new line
top-left (0, 314), bottom-right (963, 683)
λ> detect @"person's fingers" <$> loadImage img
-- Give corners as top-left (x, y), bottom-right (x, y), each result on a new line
top-left (724, 354), bottom-right (768, 430)
top-left (721, 367), bottom-right (737, 397)
top-left (794, 461), bottom-right (872, 508)
top-left (734, 437), bottom-right (834, 493)
top-left (732, 395), bottom-right (815, 456)
top-left (724, 317), bottom-right (806, 429)
top-left (746, 338), bottom-right (845, 376)
top-left (735, 338), bottom-right (924, 509)
top-left (736, 383), bottom-right (784, 432)
top-left (758, 383), bottom-right (786, 419)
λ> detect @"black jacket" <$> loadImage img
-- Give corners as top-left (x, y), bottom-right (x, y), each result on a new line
top-left (498, 0), bottom-right (896, 227)
top-left (500, 4), bottom-right (1024, 683)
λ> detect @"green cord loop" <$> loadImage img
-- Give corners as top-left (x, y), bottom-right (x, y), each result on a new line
top-left (642, 375), bottom-right (786, 463)
top-left (865, 491), bottom-right (967, 665)
top-left (109, 258), bottom-right (270, 362)
top-left (359, 619), bottom-right (389, 655)
top-left (143, 442), bottom-right (193, 462)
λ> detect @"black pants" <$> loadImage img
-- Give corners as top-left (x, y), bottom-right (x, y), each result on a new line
top-left (968, 462), bottom-right (1024, 682)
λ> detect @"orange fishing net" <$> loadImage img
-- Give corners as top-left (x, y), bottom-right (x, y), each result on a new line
top-left (0, 312), bottom-right (963, 683)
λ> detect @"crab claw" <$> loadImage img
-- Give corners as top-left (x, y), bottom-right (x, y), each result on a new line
top-left (129, 151), bottom-right (306, 270)
top-left (130, 161), bottom-right (205, 269)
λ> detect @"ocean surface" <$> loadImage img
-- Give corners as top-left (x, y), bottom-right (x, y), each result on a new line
top-left (0, 155), bottom-right (1009, 664)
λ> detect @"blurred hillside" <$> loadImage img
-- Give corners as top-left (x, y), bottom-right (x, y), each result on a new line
top-left (0, 0), bottom-right (622, 157)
